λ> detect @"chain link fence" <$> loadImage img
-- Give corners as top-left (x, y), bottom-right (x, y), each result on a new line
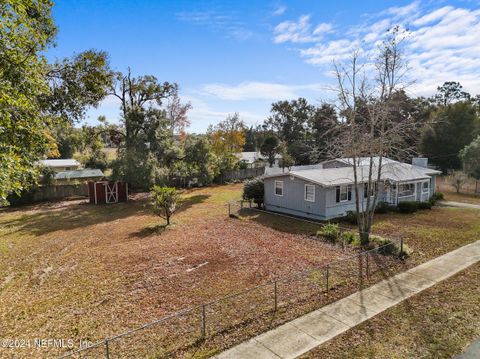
top-left (58, 202), bottom-right (405, 359)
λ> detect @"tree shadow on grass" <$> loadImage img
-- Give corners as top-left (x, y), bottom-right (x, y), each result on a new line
top-left (177, 194), bottom-right (210, 214)
top-left (236, 208), bottom-right (321, 235)
top-left (0, 199), bottom-right (149, 236)
top-left (132, 223), bottom-right (169, 238)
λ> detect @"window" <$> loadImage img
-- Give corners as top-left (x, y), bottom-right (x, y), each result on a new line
top-left (422, 181), bottom-right (429, 193)
top-left (274, 181), bottom-right (283, 196)
top-left (336, 185), bottom-right (352, 202)
top-left (305, 184), bottom-right (315, 202)
top-left (398, 183), bottom-right (415, 197)
top-left (363, 182), bottom-right (378, 198)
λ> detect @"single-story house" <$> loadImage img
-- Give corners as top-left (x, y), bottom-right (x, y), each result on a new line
top-left (236, 152), bottom-right (280, 168)
top-left (38, 159), bottom-right (80, 172)
top-left (263, 157), bottom-right (441, 221)
top-left (54, 169), bottom-right (104, 184)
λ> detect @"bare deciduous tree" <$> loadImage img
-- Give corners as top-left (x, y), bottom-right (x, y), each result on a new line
top-left (327, 27), bottom-right (421, 245)
top-left (165, 92), bottom-right (192, 135)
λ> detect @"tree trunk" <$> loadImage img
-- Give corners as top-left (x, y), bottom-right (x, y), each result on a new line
top-left (166, 216), bottom-right (170, 225)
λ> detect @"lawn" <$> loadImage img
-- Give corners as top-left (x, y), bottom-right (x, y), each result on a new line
top-left (1, 184), bottom-right (479, 358)
top-left (301, 262), bottom-right (480, 359)
top-left (0, 184), bottom-right (349, 358)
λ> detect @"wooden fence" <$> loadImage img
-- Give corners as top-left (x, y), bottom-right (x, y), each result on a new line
top-left (8, 184), bottom-right (88, 206)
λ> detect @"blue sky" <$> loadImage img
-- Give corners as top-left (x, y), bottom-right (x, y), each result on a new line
top-left (48, 0), bottom-right (480, 132)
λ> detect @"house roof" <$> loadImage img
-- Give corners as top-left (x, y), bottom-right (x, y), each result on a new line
top-left (39, 159), bottom-right (80, 168)
top-left (54, 169), bottom-right (104, 180)
top-left (264, 157), bottom-right (441, 187)
top-left (236, 152), bottom-right (281, 163)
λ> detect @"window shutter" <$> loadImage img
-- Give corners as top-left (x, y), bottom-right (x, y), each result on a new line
top-left (336, 186), bottom-right (340, 202)
top-left (364, 183), bottom-right (368, 198)
top-left (348, 185), bottom-right (352, 201)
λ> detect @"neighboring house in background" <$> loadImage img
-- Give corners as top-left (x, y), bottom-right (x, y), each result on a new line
top-left (263, 157), bottom-right (441, 221)
top-left (237, 152), bottom-right (280, 168)
top-left (39, 159), bottom-right (80, 172)
top-left (54, 169), bottom-right (104, 185)
top-left (38, 159), bottom-right (104, 184)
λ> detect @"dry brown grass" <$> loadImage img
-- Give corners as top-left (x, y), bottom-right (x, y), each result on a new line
top-left (1, 183), bottom-right (479, 358)
top-left (301, 263), bottom-right (480, 359)
top-left (0, 184), bottom-right (350, 358)
top-left (437, 175), bottom-right (480, 204)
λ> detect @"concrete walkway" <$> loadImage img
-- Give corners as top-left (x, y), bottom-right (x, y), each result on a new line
top-left (440, 200), bottom-right (480, 209)
top-left (455, 337), bottom-right (480, 359)
top-left (215, 241), bottom-right (480, 359)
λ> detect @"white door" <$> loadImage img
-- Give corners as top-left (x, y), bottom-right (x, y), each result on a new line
top-left (105, 183), bottom-right (118, 203)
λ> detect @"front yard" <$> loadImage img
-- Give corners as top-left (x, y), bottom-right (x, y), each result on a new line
top-left (0, 183), bottom-right (479, 358)
top-left (0, 184), bottom-right (350, 358)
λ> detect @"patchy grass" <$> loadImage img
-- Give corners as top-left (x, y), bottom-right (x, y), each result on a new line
top-left (301, 262), bottom-right (480, 359)
top-left (1, 183), bottom-right (478, 358)
top-left (0, 183), bottom-right (351, 358)
top-left (371, 207), bottom-right (480, 264)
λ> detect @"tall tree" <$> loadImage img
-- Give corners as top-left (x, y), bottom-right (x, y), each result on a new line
top-left (165, 92), bottom-right (191, 135)
top-left (309, 103), bottom-right (339, 162)
top-left (208, 113), bottom-right (246, 175)
top-left (108, 69), bottom-right (179, 188)
top-left (264, 98), bottom-right (313, 147)
top-left (260, 134), bottom-right (280, 167)
top-left (460, 135), bottom-right (480, 192)
top-left (329, 27), bottom-right (419, 245)
top-left (434, 82), bottom-right (471, 106)
top-left (42, 50), bottom-right (113, 122)
top-left (421, 101), bottom-right (479, 172)
top-left (0, 0), bottom-right (57, 205)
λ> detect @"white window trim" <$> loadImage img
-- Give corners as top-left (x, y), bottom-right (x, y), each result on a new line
top-left (422, 181), bottom-right (430, 193)
top-left (339, 185), bottom-right (349, 202)
top-left (305, 184), bottom-right (315, 202)
top-left (274, 180), bottom-right (284, 197)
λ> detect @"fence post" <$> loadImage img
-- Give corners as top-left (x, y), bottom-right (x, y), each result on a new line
top-left (400, 238), bottom-right (404, 258)
top-left (104, 339), bottom-right (110, 359)
top-left (325, 265), bottom-right (329, 295)
top-left (228, 202), bottom-right (231, 217)
top-left (274, 280), bottom-right (278, 312)
top-left (201, 304), bottom-right (206, 338)
top-left (240, 200), bottom-right (243, 209)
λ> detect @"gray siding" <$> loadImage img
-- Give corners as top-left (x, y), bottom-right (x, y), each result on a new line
top-left (264, 176), bottom-right (438, 221)
top-left (264, 176), bottom-right (327, 220)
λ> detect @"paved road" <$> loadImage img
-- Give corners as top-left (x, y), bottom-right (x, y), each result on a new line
top-left (215, 241), bottom-right (480, 359)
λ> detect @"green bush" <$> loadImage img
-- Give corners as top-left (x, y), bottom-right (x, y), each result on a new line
top-left (341, 231), bottom-right (358, 245)
top-left (417, 201), bottom-right (433, 210)
top-left (429, 192), bottom-right (444, 205)
top-left (397, 201), bottom-right (418, 213)
top-left (375, 201), bottom-right (395, 214)
top-left (370, 235), bottom-right (410, 257)
top-left (242, 178), bottom-right (264, 208)
top-left (317, 223), bottom-right (340, 243)
top-left (343, 211), bottom-right (358, 224)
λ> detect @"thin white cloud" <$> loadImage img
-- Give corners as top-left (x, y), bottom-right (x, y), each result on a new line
top-left (273, 2), bottom-right (480, 96)
top-left (274, 15), bottom-right (333, 43)
top-left (176, 11), bottom-right (252, 41)
top-left (273, 5), bottom-right (287, 16)
top-left (201, 81), bottom-right (327, 101)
